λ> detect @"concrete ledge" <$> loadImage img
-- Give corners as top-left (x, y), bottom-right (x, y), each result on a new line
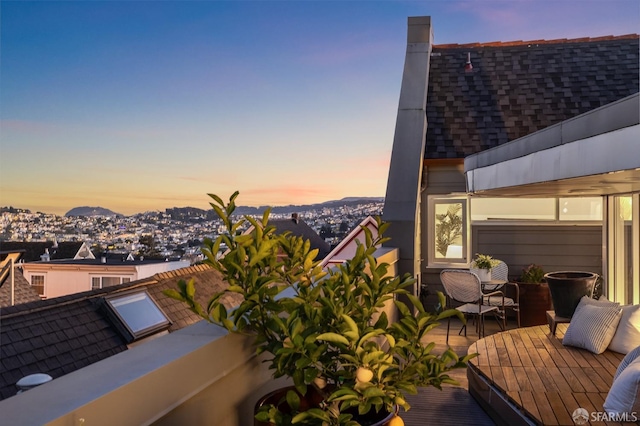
top-left (0, 321), bottom-right (275, 426)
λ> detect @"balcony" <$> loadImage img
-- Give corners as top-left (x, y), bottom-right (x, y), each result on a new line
top-left (0, 247), bottom-right (499, 425)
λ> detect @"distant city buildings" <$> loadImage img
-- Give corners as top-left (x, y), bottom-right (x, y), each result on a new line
top-left (0, 201), bottom-right (384, 263)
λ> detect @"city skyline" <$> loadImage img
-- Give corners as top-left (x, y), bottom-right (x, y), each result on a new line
top-left (1, 1), bottom-right (638, 216)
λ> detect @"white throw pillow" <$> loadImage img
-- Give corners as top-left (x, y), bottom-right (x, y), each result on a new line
top-left (563, 298), bottom-right (623, 354)
top-left (609, 305), bottom-right (640, 354)
top-left (604, 356), bottom-right (640, 416)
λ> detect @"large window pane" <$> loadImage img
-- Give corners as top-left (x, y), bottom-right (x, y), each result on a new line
top-left (559, 197), bottom-right (602, 221)
top-left (471, 198), bottom-right (556, 220)
top-left (609, 196), bottom-right (633, 304)
top-left (433, 200), bottom-right (466, 261)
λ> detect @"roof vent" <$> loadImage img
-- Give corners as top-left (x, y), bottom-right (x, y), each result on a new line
top-left (16, 373), bottom-right (52, 394)
top-left (464, 52), bottom-right (473, 72)
top-left (40, 248), bottom-right (50, 262)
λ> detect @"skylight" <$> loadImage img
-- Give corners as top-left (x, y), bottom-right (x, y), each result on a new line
top-left (102, 291), bottom-right (171, 343)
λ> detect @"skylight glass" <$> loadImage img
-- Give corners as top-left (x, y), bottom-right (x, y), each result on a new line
top-left (103, 291), bottom-right (171, 342)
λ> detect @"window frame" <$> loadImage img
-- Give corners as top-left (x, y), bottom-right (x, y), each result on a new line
top-left (90, 275), bottom-right (134, 290)
top-left (427, 195), bottom-right (469, 267)
top-left (30, 274), bottom-right (45, 297)
top-left (101, 290), bottom-right (172, 343)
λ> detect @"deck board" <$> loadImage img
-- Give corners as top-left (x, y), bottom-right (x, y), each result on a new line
top-left (467, 324), bottom-right (627, 426)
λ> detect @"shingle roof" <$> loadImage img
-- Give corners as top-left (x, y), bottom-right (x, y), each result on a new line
top-left (0, 264), bottom-right (236, 400)
top-left (0, 267), bottom-right (41, 307)
top-left (425, 35), bottom-right (640, 159)
top-left (270, 216), bottom-right (332, 260)
top-left (0, 242), bottom-right (86, 262)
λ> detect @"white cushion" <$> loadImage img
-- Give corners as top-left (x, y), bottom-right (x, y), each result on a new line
top-left (609, 304), bottom-right (640, 354)
top-left (604, 356), bottom-right (640, 416)
top-left (563, 297), bottom-right (622, 354)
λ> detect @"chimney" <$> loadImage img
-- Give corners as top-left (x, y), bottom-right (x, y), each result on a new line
top-left (291, 213), bottom-right (299, 224)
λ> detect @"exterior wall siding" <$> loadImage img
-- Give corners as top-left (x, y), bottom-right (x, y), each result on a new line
top-left (422, 224), bottom-right (602, 308)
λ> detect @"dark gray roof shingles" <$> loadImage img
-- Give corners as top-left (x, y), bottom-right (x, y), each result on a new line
top-left (425, 36), bottom-right (640, 159)
top-left (0, 264), bottom-right (235, 400)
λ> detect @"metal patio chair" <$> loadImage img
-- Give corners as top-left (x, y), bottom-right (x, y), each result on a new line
top-left (477, 260), bottom-right (521, 329)
top-left (440, 269), bottom-right (501, 343)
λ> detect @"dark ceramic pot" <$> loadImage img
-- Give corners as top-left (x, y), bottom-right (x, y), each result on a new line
top-left (544, 271), bottom-right (598, 318)
top-left (255, 385), bottom-right (398, 426)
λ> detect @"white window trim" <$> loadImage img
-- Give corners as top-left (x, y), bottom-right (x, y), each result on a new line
top-left (427, 195), bottom-right (469, 268)
top-left (30, 274), bottom-right (46, 298)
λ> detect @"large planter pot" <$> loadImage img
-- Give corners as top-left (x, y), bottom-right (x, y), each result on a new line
top-left (544, 271), bottom-right (598, 318)
top-left (255, 385), bottom-right (399, 426)
top-left (517, 282), bottom-right (552, 326)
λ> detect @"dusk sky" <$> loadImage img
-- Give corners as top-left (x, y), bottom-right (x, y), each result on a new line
top-left (1, 1), bottom-right (638, 216)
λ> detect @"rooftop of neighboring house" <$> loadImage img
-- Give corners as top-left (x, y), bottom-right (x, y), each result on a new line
top-left (0, 267), bottom-right (41, 307)
top-left (0, 264), bottom-right (238, 401)
top-left (270, 213), bottom-right (332, 260)
top-left (0, 242), bottom-right (91, 262)
top-left (425, 35), bottom-right (640, 159)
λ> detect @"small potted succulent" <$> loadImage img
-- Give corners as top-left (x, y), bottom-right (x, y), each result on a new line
top-left (471, 253), bottom-right (500, 282)
top-left (517, 264), bottom-right (552, 326)
top-left (166, 192), bottom-right (474, 426)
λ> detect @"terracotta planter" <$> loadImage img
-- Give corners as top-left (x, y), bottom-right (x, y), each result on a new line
top-left (544, 271), bottom-right (598, 318)
top-left (255, 385), bottom-right (398, 426)
top-left (517, 282), bottom-right (552, 326)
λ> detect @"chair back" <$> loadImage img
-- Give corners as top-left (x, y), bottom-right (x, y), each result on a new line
top-left (491, 260), bottom-right (509, 282)
top-left (440, 269), bottom-right (483, 303)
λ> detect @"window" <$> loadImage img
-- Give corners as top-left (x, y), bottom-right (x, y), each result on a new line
top-left (428, 196), bottom-right (468, 265)
top-left (471, 197), bottom-right (603, 221)
top-left (91, 276), bottom-right (132, 290)
top-left (471, 198), bottom-right (555, 220)
top-left (30, 275), bottom-right (45, 296)
top-left (102, 291), bottom-right (171, 342)
top-left (558, 197), bottom-right (602, 221)
top-left (607, 195), bottom-right (638, 304)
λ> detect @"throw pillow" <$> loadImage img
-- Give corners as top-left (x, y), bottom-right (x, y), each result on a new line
top-left (615, 345), bottom-right (640, 381)
top-left (609, 305), bottom-right (640, 354)
top-left (563, 298), bottom-right (623, 354)
top-left (604, 356), bottom-right (640, 416)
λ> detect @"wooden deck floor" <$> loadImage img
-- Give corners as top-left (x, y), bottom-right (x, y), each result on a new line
top-left (398, 315), bottom-right (510, 425)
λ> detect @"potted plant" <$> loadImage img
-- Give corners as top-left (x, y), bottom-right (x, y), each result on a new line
top-left (516, 264), bottom-right (552, 326)
top-left (165, 192), bottom-right (474, 426)
top-left (471, 253), bottom-right (500, 282)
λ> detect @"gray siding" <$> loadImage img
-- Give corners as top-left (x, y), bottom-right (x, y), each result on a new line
top-left (423, 164), bottom-right (466, 195)
top-left (421, 224), bottom-right (602, 309)
top-left (472, 225), bottom-right (602, 280)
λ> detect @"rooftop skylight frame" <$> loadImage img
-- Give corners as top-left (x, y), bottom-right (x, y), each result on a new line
top-left (102, 290), bottom-right (171, 343)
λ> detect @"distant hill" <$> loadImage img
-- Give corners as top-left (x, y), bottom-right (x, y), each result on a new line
top-left (166, 197), bottom-right (384, 221)
top-left (65, 206), bottom-right (121, 217)
top-left (233, 197), bottom-right (385, 216)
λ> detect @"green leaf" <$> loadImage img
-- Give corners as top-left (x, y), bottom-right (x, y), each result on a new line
top-left (285, 389), bottom-right (300, 412)
top-left (316, 333), bottom-right (349, 346)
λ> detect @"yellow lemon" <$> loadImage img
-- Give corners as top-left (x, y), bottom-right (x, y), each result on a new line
top-left (356, 367), bottom-right (374, 383)
top-left (388, 415), bottom-right (404, 426)
top-left (313, 376), bottom-right (327, 389)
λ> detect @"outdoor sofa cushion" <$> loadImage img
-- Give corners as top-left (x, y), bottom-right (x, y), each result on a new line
top-left (604, 347), bottom-right (640, 416)
top-left (563, 296), bottom-right (622, 354)
top-left (608, 304), bottom-right (640, 354)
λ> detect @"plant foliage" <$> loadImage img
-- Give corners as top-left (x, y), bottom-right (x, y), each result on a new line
top-left (471, 253), bottom-right (500, 271)
top-left (520, 264), bottom-right (545, 284)
top-left (165, 192), bottom-right (474, 425)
